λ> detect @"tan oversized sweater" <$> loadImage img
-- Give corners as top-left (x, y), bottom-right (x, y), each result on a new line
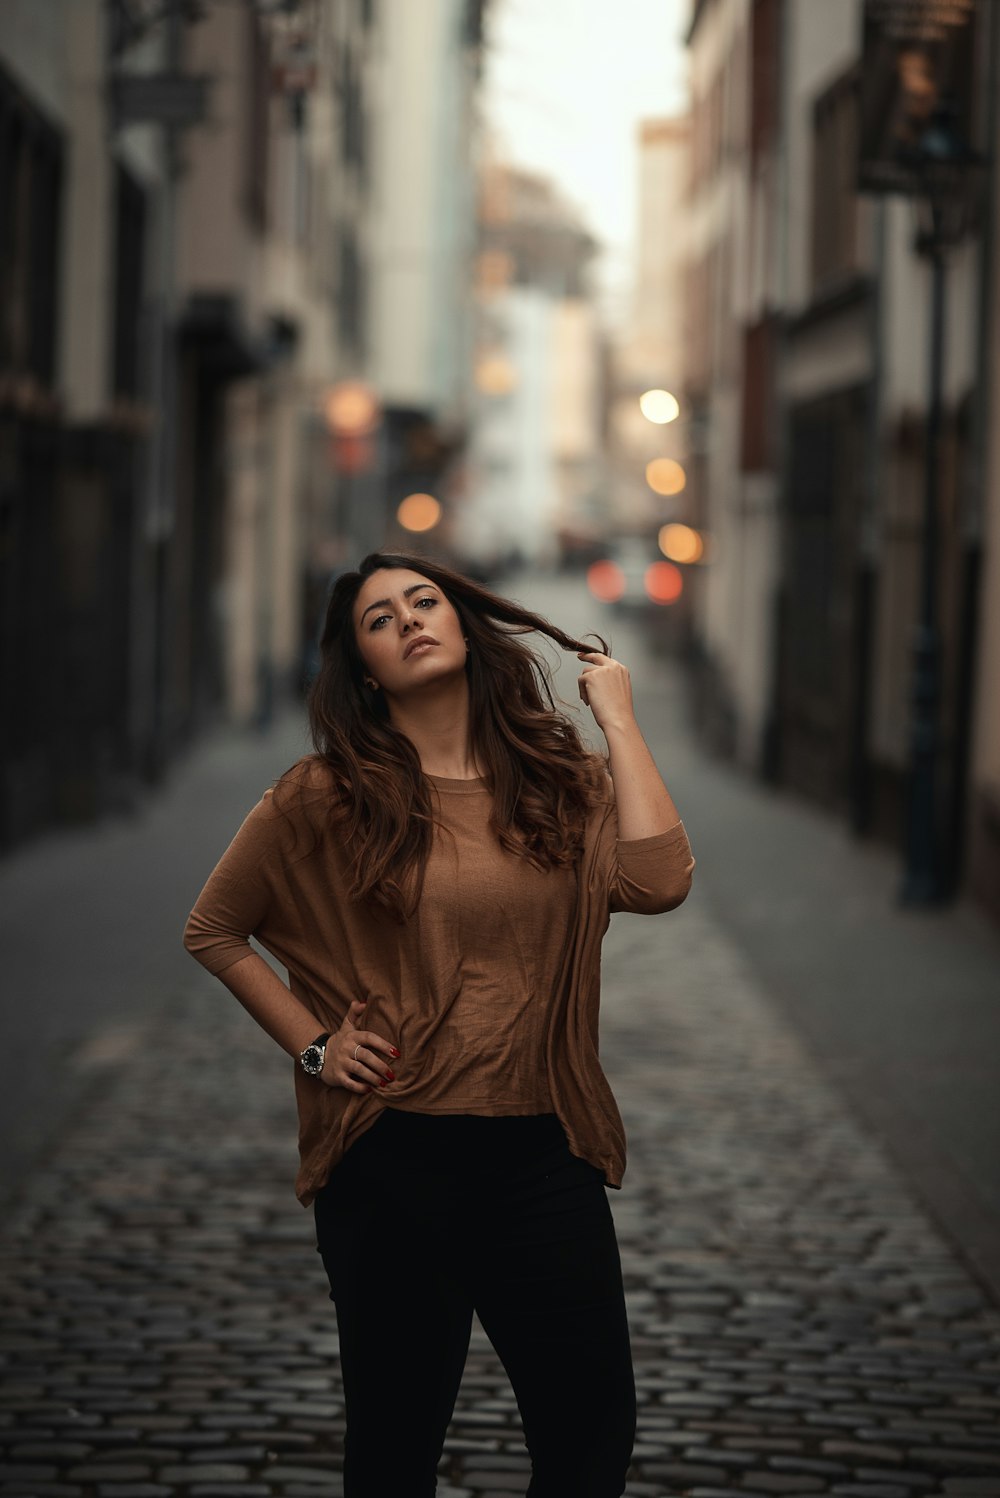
top-left (184, 757), bottom-right (694, 1204)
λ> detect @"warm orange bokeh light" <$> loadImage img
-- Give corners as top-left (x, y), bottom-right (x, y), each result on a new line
top-left (586, 559), bottom-right (626, 604)
top-left (397, 493), bottom-right (441, 532)
top-left (474, 353), bottom-right (518, 395)
top-left (658, 523), bottom-right (703, 563)
top-left (645, 458), bottom-right (686, 496)
top-left (644, 561), bottom-right (683, 605)
top-left (324, 380), bottom-right (379, 435)
top-left (477, 249), bottom-right (515, 291)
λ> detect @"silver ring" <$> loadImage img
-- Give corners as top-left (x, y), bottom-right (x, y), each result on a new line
top-left (353, 1044), bottom-right (361, 1061)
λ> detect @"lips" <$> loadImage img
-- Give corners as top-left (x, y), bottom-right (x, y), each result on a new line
top-left (403, 635), bottom-right (439, 660)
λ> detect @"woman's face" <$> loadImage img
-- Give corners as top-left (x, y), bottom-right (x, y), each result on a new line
top-left (353, 567), bottom-right (468, 698)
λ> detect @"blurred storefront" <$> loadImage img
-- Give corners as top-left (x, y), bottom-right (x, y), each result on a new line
top-left (684, 0), bottom-right (1000, 922)
top-left (0, 0), bottom-right (488, 850)
top-left (0, 1), bottom-right (158, 843)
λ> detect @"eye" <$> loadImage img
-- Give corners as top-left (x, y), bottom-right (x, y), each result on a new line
top-left (415, 595), bottom-right (437, 609)
top-left (368, 613), bottom-right (392, 631)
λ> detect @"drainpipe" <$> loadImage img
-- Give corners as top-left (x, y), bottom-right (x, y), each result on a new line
top-left (146, 1), bottom-right (182, 780)
top-left (761, 0), bottom-right (792, 786)
top-left (848, 198), bottom-right (885, 837)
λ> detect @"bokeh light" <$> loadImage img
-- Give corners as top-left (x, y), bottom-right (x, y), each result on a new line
top-left (586, 559), bottom-right (626, 604)
top-left (324, 380), bottom-right (379, 435)
top-left (639, 389), bottom-right (680, 424)
top-left (397, 493), bottom-right (442, 532)
top-left (645, 458), bottom-right (686, 496)
top-left (658, 523), bottom-right (703, 563)
top-left (644, 561), bottom-right (683, 605)
top-left (474, 352), bottom-right (518, 395)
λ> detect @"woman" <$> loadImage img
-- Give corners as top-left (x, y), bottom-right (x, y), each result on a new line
top-left (184, 551), bottom-right (694, 1498)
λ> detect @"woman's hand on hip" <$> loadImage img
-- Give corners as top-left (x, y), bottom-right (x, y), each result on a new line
top-left (321, 998), bottom-right (400, 1092)
top-left (577, 651), bottom-right (636, 736)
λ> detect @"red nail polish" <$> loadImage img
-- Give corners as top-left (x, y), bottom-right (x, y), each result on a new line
top-left (389, 1047), bottom-right (400, 1058)
top-left (384, 1070), bottom-right (395, 1081)
top-left (379, 1079), bottom-right (388, 1087)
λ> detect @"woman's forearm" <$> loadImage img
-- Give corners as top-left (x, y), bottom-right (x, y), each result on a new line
top-left (603, 719), bottom-right (682, 841)
top-left (216, 951), bottom-right (326, 1059)
top-left (215, 955), bottom-right (399, 1094)
top-left (577, 650), bottom-right (683, 840)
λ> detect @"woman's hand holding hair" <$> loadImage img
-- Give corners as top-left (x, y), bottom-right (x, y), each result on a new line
top-left (577, 651), bottom-right (636, 735)
top-left (322, 998), bottom-right (401, 1093)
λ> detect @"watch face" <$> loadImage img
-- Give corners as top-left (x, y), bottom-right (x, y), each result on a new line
top-left (302, 1045), bottom-right (323, 1074)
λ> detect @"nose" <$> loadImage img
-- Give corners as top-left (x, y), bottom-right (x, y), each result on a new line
top-left (398, 606), bottom-right (422, 634)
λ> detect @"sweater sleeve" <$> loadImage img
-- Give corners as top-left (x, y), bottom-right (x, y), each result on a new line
top-left (610, 819), bottom-right (695, 914)
top-left (183, 791), bottom-right (282, 975)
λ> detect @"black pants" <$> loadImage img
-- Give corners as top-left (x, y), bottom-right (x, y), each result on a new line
top-left (313, 1110), bottom-right (636, 1498)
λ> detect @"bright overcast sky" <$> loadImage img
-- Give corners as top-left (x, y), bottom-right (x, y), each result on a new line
top-left (482, 0), bottom-right (691, 320)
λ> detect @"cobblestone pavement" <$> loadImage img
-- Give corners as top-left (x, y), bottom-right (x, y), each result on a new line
top-left (3, 886), bottom-right (999, 1498)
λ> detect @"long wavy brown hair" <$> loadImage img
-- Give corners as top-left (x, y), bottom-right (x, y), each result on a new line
top-left (298, 551), bottom-right (610, 919)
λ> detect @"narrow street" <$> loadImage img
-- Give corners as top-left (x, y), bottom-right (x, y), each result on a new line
top-left (1, 569), bottom-right (999, 1498)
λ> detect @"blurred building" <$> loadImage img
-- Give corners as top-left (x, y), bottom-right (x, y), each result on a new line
top-left (610, 116), bottom-right (691, 536)
top-left (971, 59), bottom-right (1000, 920)
top-left (457, 157), bottom-right (603, 570)
top-left (368, 0), bottom-right (485, 554)
top-left (602, 114), bottom-right (694, 638)
top-left (1, 0), bottom-right (167, 843)
top-left (684, 0), bottom-right (783, 765)
top-left (683, 0), bottom-right (1000, 921)
top-left (174, 0), bottom-right (349, 735)
top-left (0, 0), bottom-right (488, 850)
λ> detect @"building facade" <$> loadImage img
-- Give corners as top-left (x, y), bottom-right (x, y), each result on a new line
top-left (684, 0), bottom-right (1000, 921)
top-left (0, 0), bottom-right (489, 850)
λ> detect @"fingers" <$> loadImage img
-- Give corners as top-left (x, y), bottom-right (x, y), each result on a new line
top-left (576, 653), bottom-right (634, 730)
top-left (326, 1002), bottom-right (402, 1093)
top-left (353, 1029), bottom-right (400, 1060)
top-left (326, 1037), bottom-right (398, 1094)
top-left (348, 1041), bottom-right (397, 1091)
top-left (577, 655), bottom-right (629, 685)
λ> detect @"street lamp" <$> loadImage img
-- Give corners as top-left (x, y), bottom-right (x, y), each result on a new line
top-left (900, 102), bottom-right (982, 905)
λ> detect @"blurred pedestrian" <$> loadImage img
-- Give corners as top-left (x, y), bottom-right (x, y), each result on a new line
top-left (184, 551), bottom-right (694, 1498)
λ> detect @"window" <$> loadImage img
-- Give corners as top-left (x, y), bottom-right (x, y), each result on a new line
top-left (750, 0), bottom-right (781, 162)
top-left (811, 67), bottom-right (862, 295)
top-left (0, 62), bottom-right (63, 388)
top-left (741, 315), bottom-right (778, 472)
top-left (112, 164), bottom-right (147, 399)
top-left (244, 10), bottom-right (270, 231)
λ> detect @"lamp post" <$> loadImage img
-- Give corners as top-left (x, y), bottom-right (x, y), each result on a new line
top-left (900, 105), bottom-right (980, 905)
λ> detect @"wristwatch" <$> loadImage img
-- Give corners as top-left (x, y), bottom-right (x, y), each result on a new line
top-left (299, 1032), bottom-right (331, 1077)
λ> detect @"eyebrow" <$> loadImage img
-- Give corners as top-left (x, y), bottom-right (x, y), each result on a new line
top-left (359, 582), bottom-right (439, 624)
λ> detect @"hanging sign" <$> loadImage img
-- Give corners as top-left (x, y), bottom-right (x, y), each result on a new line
top-left (858, 0), bottom-right (977, 195)
top-left (111, 73), bottom-right (210, 129)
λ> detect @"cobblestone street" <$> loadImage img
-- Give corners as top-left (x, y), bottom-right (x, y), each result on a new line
top-left (3, 891), bottom-right (1000, 1497)
top-left (2, 575), bottom-right (999, 1498)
